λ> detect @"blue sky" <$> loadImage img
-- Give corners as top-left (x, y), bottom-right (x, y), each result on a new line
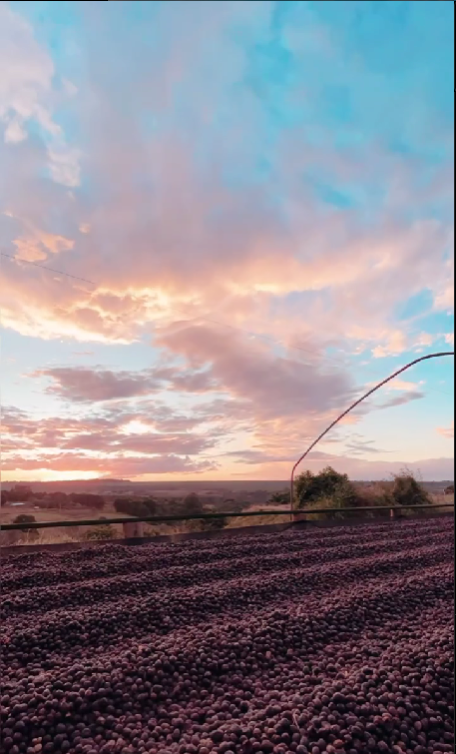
top-left (0, 0), bottom-right (453, 481)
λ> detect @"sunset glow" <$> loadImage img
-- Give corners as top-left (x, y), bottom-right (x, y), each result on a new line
top-left (1, 0), bottom-right (454, 482)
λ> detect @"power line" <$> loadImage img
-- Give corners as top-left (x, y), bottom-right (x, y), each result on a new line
top-left (290, 351), bottom-right (455, 513)
top-left (1, 251), bottom-right (452, 398)
top-left (0, 252), bottom-right (96, 287)
top-left (0, 253), bottom-right (97, 514)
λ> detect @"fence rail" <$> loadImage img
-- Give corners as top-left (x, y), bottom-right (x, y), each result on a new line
top-left (1, 503), bottom-right (454, 531)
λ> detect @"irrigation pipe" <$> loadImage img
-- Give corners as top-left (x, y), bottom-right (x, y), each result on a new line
top-left (290, 351), bottom-right (455, 519)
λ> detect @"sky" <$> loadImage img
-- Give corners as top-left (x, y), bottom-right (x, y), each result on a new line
top-left (0, 0), bottom-right (454, 483)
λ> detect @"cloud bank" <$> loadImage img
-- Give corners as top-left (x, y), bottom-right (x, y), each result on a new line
top-left (0, 1), bottom-right (453, 481)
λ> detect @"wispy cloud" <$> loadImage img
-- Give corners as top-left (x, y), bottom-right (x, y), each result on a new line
top-left (437, 422), bottom-right (454, 440)
top-left (377, 392), bottom-right (425, 411)
top-left (0, 3), bottom-right (80, 184)
top-left (0, 0), bottom-right (453, 481)
top-left (32, 364), bottom-right (217, 402)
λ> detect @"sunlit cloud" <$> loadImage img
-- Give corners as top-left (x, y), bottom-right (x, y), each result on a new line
top-left (437, 422), bottom-right (454, 440)
top-left (0, 2), bottom-right (80, 183)
top-left (372, 331), bottom-right (408, 359)
top-left (0, 0), bottom-right (453, 481)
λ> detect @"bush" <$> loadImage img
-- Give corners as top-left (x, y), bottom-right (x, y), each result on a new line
top-left (354, 473), bottom-right (432, 518)
top-left (200, 516), bottom-right (227, 533)
top-left (354, 482), bottom-right (393, 519)
top-left (12, 514), bottom-right (38, 540)
top-left (294, 467), bottom-right (433, 521)
top-left (296, 467), bottom-right (356, 506)
top-left (389, 470), bottom-right (431, 509)
top-left (294, 467), bottom-right (362, 521)
top-left (13, 514), bottom-right (37, 530)
top-left (85, 524), bottom-right (116, 541)
top-left (222, 498), bottom-right (240, 512)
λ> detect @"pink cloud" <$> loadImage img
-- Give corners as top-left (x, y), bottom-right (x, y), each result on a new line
top-left (434, 259), bottom-right (454, 312)
top-left (1, 404), bottom-right (217, 453)
top-left (1, 403), bottom-right (220, 478)
top-left (0, 1), bottom-right (453, 484)
top-left (2, 400), bottom-right (453, 482)
top-left (388, 379), bottom-right (423, 392)
top-left (2, 453), bottom-right (216, 476)
top-left (0, 4), bottom-right (80, 184)
top-left (34, 366), bottom-right (165, 402)
top-left (63, 432), bottom-right (211, 456)
top-left (0, 75), bottom-right (452, 348)
top-left (253, 455), bottom-right (455, 483)
top-left (32, 365), bottom-right (218, 402)
top-left (0, 4), bottom-right (55, 142)
top-left (437, 422), bottom-right (454, 440)
top-left (155, 322), bottom-right (355, 419)
top-left (377, 391), bottom-right (425, 410)
top-left (372, 330), bottom-right (408, 359)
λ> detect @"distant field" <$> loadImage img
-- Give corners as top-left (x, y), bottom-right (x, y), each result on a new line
top-left (0, 501), bottom-right (128, 546)
top-left (1, 493), bottom-right (453, 548)
top-left (0, 499), bottom-right (121, 524)
top-left (2, 493), bottom-right (452, 524)
top-left (2, 478), bottom-right (452, 494)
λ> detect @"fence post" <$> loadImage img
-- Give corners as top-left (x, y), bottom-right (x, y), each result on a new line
top-left (122, 521), bottom-right (144, 539)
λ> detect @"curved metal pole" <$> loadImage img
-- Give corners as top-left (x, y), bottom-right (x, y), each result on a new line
top-left (290, 351), bottom-right (455, 517)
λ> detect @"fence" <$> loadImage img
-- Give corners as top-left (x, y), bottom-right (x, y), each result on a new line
top-left (2, 502), bottom-right (454, 534)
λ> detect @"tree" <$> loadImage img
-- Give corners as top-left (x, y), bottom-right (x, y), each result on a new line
top-left (115, 498), bottom-right (138, 516)
top-left (69, 493), bottom-right (105, 510)
top-left (47, 492), bottom-right (68, 508)
top-left (269, 491), bottom-right (289, 504)
top-left (85, 523), bottom-right (115, 541)
top-left (7, 485), bottom-right (33, 503)
top-left (114, 498), bottom-right (154, 517)
top-left (143, 498), bottom-right (158, 516)
top-left (182, 493), bottom-right (203, 516)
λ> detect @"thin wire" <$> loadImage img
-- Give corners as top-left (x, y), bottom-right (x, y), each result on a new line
top-left (1, 250), bottom-right (453, 399)
top-left (0, 251), bottom-right (95, 534)
top-left (289, 351), bottom-right (455, 518)
top-left (2, 252), bottom-right (452, 396)
top-left (0, 252), bottom-right (97, 287)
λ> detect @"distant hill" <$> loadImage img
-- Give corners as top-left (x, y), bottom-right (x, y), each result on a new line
top-left (2, 478), bottom-right (453, 496)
